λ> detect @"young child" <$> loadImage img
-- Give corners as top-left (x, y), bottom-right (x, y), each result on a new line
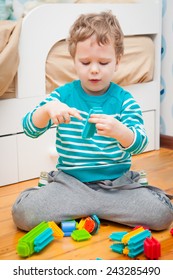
top-left (12, 11), bottom-right (173, 231)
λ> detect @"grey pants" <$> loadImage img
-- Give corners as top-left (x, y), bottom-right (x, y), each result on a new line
top-left (12, 170), bottom-right (173, 231)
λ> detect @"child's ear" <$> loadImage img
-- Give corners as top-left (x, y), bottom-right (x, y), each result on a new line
top-left (115, 63), bottom-right (119, 71)
top-left (115, 57), bottom-right (121, 71)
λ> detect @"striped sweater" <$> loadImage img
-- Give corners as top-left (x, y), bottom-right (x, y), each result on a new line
top-left (23, 80), bottom-right (148, 182)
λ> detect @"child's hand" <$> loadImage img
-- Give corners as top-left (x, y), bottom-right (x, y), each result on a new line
top-left (44, 101), bottom-right (83, 125)
top-left (89, 114), bottom-right (134, 148)
top-left (89, 114), bottom-right (119, 138)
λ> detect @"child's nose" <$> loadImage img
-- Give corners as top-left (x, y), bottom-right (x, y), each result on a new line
top-left (90, 63), bottom-right (99, 74)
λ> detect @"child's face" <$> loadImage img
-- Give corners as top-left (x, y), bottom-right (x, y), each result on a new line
top-left (74, 35), bottom-right (119, 95)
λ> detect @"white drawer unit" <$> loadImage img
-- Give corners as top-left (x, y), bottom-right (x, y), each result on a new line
top-left (0, 135), bottom-right (18, 186)
top-left (0, 128), bottom-right (57, 187)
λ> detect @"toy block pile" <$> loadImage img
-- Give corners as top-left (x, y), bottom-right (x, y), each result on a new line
top-left (16, 214), bottom-right (100, 258)
top-left (110, 226), bottom-right (161, 259)
top-left (61, 214), bottom-right (100, 241)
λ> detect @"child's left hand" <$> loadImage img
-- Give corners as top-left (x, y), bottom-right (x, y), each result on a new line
top-left (89, 114), bottom-right (119, 138)
top-left (89, 113), bottom-right (134, 148)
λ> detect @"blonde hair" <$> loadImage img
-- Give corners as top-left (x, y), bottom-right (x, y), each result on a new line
top-left (67, 11), bottom-right (124, 60)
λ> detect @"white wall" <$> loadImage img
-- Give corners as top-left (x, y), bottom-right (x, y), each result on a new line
top-left (160, 0), bottom-right (173, 136)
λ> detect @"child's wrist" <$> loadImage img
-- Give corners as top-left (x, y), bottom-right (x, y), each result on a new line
top-left (115, 124), bottom-right (134, 148)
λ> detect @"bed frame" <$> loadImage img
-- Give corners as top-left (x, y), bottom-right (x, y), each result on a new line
top-left (0, 1), bottom-right (162, 186)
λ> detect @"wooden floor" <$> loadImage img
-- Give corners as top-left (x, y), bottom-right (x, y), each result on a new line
top-left (0, 147), bottom-right (173, 260)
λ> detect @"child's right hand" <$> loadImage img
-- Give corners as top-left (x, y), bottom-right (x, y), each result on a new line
top-left (43, 100), bottom-right (83, 125)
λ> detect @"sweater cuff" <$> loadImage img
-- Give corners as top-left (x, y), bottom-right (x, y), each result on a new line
top-left (23, 111), bottom-right (52, 137)
top-left (118, 129), bottom-right (140, 153)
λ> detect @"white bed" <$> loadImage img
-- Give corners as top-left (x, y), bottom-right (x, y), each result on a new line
top-left (0, 1), bottom-right (162, 186)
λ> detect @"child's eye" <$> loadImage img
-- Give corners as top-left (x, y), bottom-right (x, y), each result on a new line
top-left (100, 62), bottom-right (109, 65)
top-left (81, 62), bottom-right (90, 65)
